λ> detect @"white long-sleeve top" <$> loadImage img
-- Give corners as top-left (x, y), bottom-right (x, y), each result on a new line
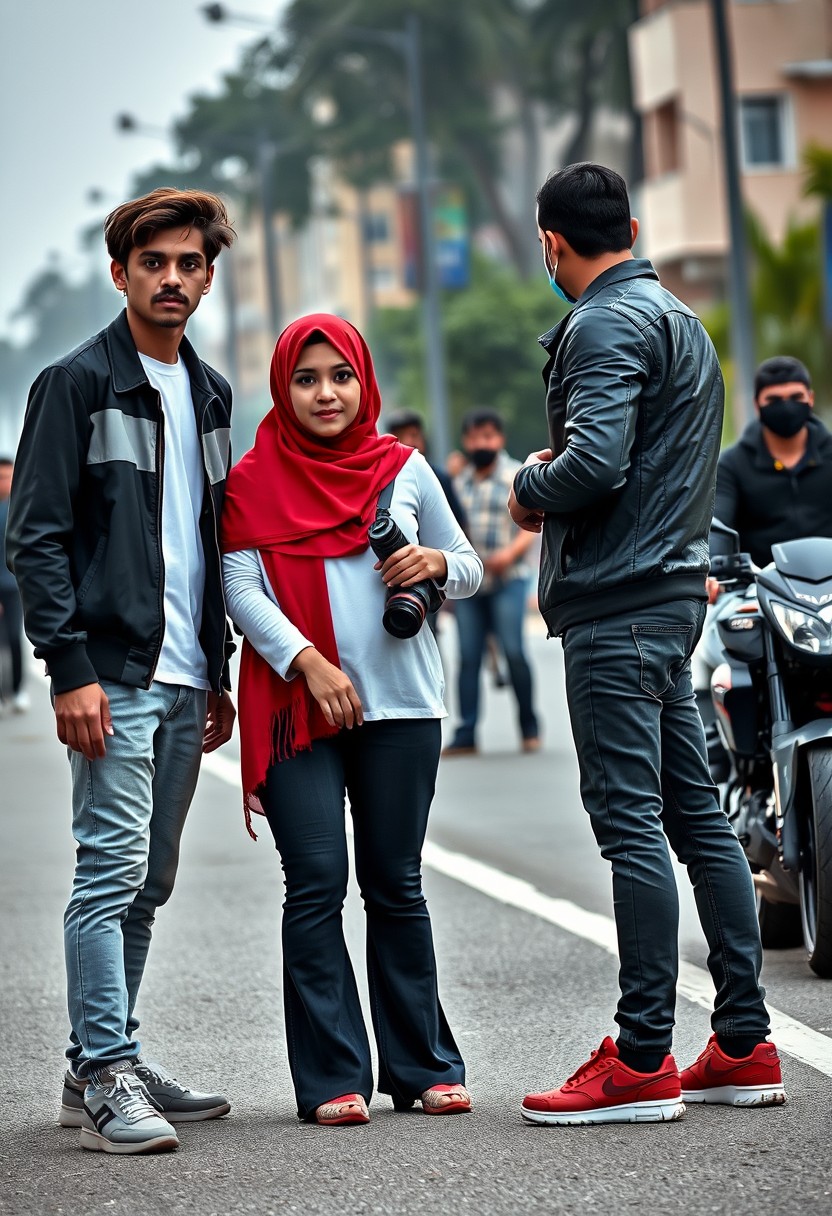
top-left (222, 452), bottom-right (483, 721)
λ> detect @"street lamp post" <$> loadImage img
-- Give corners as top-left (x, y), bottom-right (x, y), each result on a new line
top-left (340, 17), bottom-right (451, 461)
top-left (202, 5), bottom-right (453, 460)
top-left (711, 0), bottom-right (756, 426)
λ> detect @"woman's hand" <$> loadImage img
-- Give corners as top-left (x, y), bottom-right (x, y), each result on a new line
top-left (374, 544), bottom-right (447, 588)
top-left (292, 647), bottom-right (364, 729)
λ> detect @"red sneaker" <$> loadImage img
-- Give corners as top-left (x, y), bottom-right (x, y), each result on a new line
top-left (521, 1037), bottom-right (684, 1126)
top-left (680, 1035), bottom-right (786, 1106)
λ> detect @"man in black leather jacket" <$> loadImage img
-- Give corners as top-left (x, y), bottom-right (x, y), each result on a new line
top-left (510, 164), bottom-right (781, 1126)
top-left (6, 189), bottom-right (238, 1153)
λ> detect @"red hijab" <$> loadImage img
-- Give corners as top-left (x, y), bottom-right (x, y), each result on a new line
top-left (222, 313), bottom-right (413, 834)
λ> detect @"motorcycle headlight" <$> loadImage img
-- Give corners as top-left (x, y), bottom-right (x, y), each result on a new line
top-left (770, 601), bottom-right (832, 655)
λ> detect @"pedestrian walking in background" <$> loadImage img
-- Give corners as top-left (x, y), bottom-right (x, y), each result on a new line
top-left (384, 408), bottom-right (468, 532)
top-left (508, 163), bottom-right (784, 1125)
top-left (221, 313), bottom-right (481, 1126)
top-left (0, 456), bottom-right (28, 713)
top-left (443, 408), bottom-right (541, 756)
top-left (6, 188), bottom-right (238, 1154)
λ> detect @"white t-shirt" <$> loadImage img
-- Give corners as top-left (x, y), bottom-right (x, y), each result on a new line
top-left (222, 453), bottom-right (483, 720)
top-left (139, 353), bottom-right (210, 691)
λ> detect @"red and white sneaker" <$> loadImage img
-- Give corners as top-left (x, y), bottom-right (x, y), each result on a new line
top-left (680, 1035), bottom-right (786, 1106)
top-left (520, 1036), bottom-right (684, 1126)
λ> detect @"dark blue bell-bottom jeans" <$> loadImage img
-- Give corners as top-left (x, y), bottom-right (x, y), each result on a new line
top-left (562, 597), bottom-right (770, 1056)
top-left (261, 717), bottom-right (465, 1119)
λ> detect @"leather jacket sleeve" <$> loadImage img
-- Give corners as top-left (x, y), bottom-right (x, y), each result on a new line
top-left (6, 364), bottom-right (99, 693)
top-left (514, 310), bottom-right (649, 515)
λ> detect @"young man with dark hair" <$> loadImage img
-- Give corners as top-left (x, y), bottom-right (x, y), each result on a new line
top-left (444, 407), bottom-right (541, 755)
top-left (714, 356), bottom-right (832, 567)
top-left (0, 456), bottom-right (28, 712)
top-left (509, 162), bottom-right (782, 1125)
top-left (6, 188), bottom-right (238, 1154)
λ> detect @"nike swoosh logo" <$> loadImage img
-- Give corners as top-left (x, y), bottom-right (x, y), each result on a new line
top-left (601, 1074), bottom-right (643, 1097)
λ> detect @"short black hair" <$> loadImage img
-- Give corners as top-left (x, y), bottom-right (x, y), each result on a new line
top-left (385, 409), bottom-right (425, 434)
top-left (0, 455), bottom-right (13, 466)
top-left (536, 163), bottom-right (632, 257)
top-left (461, 407), bottom-right (504, 436)
top-left (753, 356), bottom-right (812, 400)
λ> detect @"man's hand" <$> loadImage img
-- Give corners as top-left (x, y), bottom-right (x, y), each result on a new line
top-left (507, 486), bottom-right (545, 533)
top-left (203, 688), bottom-right (236, 753)
top-left (506, 447), bottom-right (552, 533)
top-left (374, 544), bottom-right (447, 587)
top-left (706, 576), bottom-right (722, 606)
top-left (55, 683), bottom-right (113, 761)
top-left (292, 647), bottom-right (364, 729)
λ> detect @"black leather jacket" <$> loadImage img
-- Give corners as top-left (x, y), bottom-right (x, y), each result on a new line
top-left (514, 259), bottom-right (723, 636)
top-left (6, 310), bottom-right (234, 694)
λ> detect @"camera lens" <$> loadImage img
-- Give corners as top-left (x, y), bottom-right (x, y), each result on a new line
top-left (383, 587), bottom-right (430, 638)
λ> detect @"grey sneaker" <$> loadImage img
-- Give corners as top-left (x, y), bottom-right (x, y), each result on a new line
top-left (61, 1058), bottom-right (230, 1126)
top-left (134, 1057), bottom-right (231, 1121)
top-left (79, 1061), bottom-right (179, 1154)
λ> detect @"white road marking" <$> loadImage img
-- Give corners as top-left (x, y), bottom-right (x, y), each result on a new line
top-left (202, 752), bottom-right (832, 1079)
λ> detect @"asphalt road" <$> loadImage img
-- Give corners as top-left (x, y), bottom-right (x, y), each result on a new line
top-left (1, 623), bottom-right (830, 1216)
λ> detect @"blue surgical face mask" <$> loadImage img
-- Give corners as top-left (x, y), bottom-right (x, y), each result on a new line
top-left (544, 243), bottom-right (577, 305)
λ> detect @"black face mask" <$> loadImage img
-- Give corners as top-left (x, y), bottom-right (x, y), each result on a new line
top-left (469, 448), bottom-right (499, 470)
top-left (759, 396), bottom-right (812, 439)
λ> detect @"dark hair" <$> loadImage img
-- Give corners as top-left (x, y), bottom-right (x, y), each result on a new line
top-left (461, 407), bottom-right (504, 436)
top-left (536, 163), bottom-right (632, 257)
top-left (753, 356), bottom-right (812, 399)
top-left (0, 455), bottom-right (13, 467)
top-left (105, 188), bottom-right (235, 267)
top-left (385, 409), bottom-right (425, 434)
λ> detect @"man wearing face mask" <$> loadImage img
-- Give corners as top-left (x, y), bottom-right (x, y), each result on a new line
top-left (509, 163), bottom-right (780, 1126)
top-left (714, 356), bottom-right (832, 567)
top-left (443, 407), bottom-right (541, 756)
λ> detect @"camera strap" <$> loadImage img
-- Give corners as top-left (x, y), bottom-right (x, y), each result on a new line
top-left (375, 477), bottom-right (396, 518)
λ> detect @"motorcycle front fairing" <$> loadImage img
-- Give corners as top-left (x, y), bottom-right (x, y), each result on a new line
top-left (756, 538), bottom-right (832, 870)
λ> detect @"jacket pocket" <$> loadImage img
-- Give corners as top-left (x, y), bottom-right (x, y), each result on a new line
top-left (557, 519), bottom-right (597, 580)
top-left (631, 623), bottom-right (693, 698)
top-left (76, 534), bottom-right (108, 605)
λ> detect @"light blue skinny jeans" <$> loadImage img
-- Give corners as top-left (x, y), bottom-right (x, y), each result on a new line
top-left (63, 680), bottom-right (206, 1077)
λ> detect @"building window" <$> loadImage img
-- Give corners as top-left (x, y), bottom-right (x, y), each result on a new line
top-left (364, 213), bottom-right (391, 243)
top-left (739, 95), bottom-right (793, 168)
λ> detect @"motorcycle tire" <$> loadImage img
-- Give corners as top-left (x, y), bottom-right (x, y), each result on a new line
top-left (756, 891), bottom-right (802, 950)
top-left (800, 746), bottom-right (832, 978)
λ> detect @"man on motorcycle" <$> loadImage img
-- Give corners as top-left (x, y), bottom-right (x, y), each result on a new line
top-left (697, 357), bottom-right (832, 732)
top-left (714, 356), bottom-right (832, 569)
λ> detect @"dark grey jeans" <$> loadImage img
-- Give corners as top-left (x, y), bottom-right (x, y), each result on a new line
top-left (562, 597), bottom-right (770, 1055)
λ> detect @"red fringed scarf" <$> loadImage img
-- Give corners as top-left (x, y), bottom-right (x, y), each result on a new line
top-left (221, 313), bottom-right (413, 836)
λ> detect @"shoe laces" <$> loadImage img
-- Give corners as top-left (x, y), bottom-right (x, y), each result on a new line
top-left (563, 1046), bottom-right (613, 1090)
top-left (135, 1060), bottom-right (180, 1089)
top-left (104, 1072), bottom-right (159, 1122)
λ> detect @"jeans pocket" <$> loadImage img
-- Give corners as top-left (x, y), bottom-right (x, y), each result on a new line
top-left (632, 624), bottom-right (694, 698)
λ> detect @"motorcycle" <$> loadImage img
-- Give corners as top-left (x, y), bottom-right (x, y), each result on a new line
top-left (702, 521), bottom-right (832, 976)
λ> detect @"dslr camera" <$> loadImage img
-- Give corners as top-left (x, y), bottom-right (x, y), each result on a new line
top-left (367, 513), bottom-right (445, 638)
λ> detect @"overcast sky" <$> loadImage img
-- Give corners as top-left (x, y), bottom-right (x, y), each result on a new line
top-left (0, 0), bottom-right (285, 342)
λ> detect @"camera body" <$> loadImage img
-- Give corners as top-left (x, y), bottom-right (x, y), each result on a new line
top-left (367, 513), bottom-right (445, 638)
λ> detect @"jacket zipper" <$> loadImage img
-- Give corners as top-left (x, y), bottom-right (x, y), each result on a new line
top-left (147, 391), bottom-right (166, 686)
top-left (201, 393), bottom-right (227, 695)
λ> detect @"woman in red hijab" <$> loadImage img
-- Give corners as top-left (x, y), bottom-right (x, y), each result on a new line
top-left (222, 314), bottom-right (482, 1126)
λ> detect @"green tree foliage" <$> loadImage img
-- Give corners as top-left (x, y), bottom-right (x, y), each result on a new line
top-left (703, 209), bottom-right (831, 417)
top-left (371, 254), bottom-right (567, 455)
